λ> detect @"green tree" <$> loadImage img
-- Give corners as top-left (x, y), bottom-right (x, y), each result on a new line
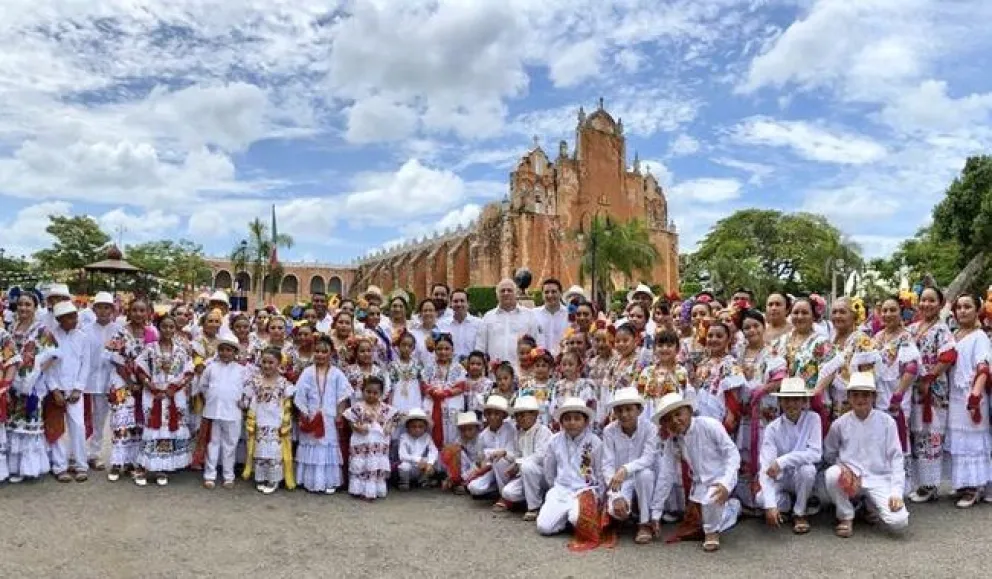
top-left (229, 217), bottom-right (294, 300)
top-left (126, 239), bottom-right (212, 297)
top-left (689, 209), bottom-right (862, 300)
top-left (32, 215), bottom-right (111, 290)
top-left (928, 155), bottom-right (992, 296)
top-left (889, 227), bottom-right (962, 288)
top-left (575, 217), bottom-right (660, 304)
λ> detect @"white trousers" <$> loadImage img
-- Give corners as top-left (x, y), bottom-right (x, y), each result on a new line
top-left (760, 464), bottom-right (817, 516)
top-left (205, 419), bottom-right (241, 482)
top-left (397, 461), bottom-right (428, 485)
top-left (536, 486), bottom-right (587, 535)
top-left (85, 394), bottom-right (110, 461)
top-left (607, 469), bottom-right (655, 524)
top-left (468, 459), bottom-right (512, 497)
top-left (824, 465), bottom-right (909, 532)
top-left (700, 497), bottom-right (742, 535)
top-left (501, 460), bottom-right (547, 510)
top-left (50, 397), bottom-right (87, 474)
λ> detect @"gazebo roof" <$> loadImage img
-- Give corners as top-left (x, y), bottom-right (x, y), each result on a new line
top-left (83, 245), bottom-right (142, 274)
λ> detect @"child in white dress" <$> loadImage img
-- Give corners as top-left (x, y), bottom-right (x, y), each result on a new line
top-left (344, 375), bottom-right (397, 500)
top-left (243, 347), bottom-right (295, 494)
top-left (396, 408), bottom-right (439, 490)
top-left (465, 351), bottom-right (493, 415)
top-left (294, 336), bottom-right (352, 494)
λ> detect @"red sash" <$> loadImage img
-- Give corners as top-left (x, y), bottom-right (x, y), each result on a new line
top-left (191, 419), bottom-right (212, 470)
top-left (0, 379), bottom-right (11, 423)
top-left (43, 394), bottom-right (66, 445)
top-left (567, 488), bottom-right (615, 552)
top-left (664, 459), bottom-right (705, 543)
top-left (147, 390), bottom-right (182, 432)
top-left (298, 411), bottom-right (326, 439)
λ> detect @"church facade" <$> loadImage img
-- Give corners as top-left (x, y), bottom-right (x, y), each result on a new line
top-left (352, 100), bottom-right (679, 298)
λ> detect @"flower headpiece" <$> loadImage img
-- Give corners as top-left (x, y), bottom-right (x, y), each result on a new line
top-left (808, 293), bottom-right (827, 319)
top-left (850, 297), bottom-right (867, 326)
top-left (206, 308), bottom-right (224, 323)
top-left (527, 347), bottom-right (554, 365)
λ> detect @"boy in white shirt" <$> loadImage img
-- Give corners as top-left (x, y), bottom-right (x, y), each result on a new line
top-left (198, 332), bottom-right (248, 489)
top-left (499, 396), bottom-right (553, 521)
top-left (396, 408), bottom-right (439, 490)
top-left (823, 371), bottom-right (908, 537)
top-left (83, 291), bottom-right (120, 470)
top-left (47, 302), bottom-right (91, 482)
top-left (440, 411), bottom-right (483, 495)
top-left (650, 392), bottom-right (741, 553)
top-left (758, 377), bottom-right (822, 535)
top-left (468, 395), bottom-right (517, 501)
top-left (602, 387), bottom-right (659, 544)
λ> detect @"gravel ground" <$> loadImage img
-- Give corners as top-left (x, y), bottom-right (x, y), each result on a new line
top-left (0, 471), bottom-right (985, 579)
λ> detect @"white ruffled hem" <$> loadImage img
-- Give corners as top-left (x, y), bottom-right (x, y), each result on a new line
top-left (348, 477), bottom-right (388, 499)
top-left (951, 454), bottom-right (990, 489)
top-left (296, 442), bottom-right (342, 467)
top-left (254, 460), bottom-right (283, 483)
top-left (296, 463), bottom-right (342, 491)
top-left (110, 442), bottom-right (140, 467)
top-left (8, 449), bottom-right (50, 478)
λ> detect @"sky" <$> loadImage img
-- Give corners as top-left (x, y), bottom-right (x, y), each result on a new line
top-left (1, 0), bottom-right (991, 266)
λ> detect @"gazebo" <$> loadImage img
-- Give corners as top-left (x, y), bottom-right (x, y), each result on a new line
top-left (83, 245), bottom-right (143, 295)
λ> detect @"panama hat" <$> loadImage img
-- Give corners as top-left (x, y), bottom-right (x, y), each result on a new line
top-left (651, 392), bottom-right (693, 424)
top-left (46, 283), bottom-right (72, 299)
top-left (772, 377), bottom-right (813, 398)
top-left (401, 408), bottom-right (433, 429)
top-left (216, 330), bottom-right (240, 351)
top-left (209, 290), bottom-right (230, 304)
top-left (553, 396), bottom-right (594, 422)
top-left (93, 291), bottom-right (114, 306)
top-left (626, 284), bottom-right (655, 304)
top-left (363, 285), bottom-right (384, 300)
top-left (563, 285), bottom-right (588, 303)
top-left (608, 387), bottom-right (645, 409)
top-left (511, 396), bottom-right (541, 415)
top-left (483, 395), bottom-right (510, 414)
top-left (846, 371), bottom-right (877, 393)
top-left (53, 301), bottom-right (78, 318)
top-left (456, 411), bottom-right (481, 428)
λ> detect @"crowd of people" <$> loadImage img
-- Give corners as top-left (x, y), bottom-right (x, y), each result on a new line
top-left (1, 276), bottom-right (990, 553)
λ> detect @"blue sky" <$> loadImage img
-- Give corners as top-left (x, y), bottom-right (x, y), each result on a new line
top-left (1, 0), bottom-right (990, 265)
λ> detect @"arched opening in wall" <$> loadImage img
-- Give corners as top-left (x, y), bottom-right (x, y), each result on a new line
top-left (262, 274), bottom-right (274, 295)
top-left (280, 274), bottom-right (299, 295)
top-left (310, 275), bottom-right (325, 295)
top-left (328, 276), bottom-right (342, 295)
top-left (214, 270), bottom-right (233, 289)
top-left (234, 272), bottom-right (250, 292)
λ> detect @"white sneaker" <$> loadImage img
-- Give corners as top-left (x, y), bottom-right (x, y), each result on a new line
top-left (324, 487), bottom-right (336, 495)
top-left (9, 476), bottom-right (23, 484)
top-left (908, 487), bottom-right (938, 503)
top-left (256, 484), bottom-right (265, 492)
top-left (262, 483), bottom-right (278, 495)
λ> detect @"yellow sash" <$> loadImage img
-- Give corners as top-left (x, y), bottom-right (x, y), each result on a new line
top-left (241, 399), bottom-right (296, 490)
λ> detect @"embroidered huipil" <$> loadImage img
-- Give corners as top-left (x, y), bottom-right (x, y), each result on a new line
top-left (543, 429), bottom-right (604, 494)
top-left (651, 416), bottom-right (740, 518)
top-left (693, 355), bottom-right (746, 423)
top-left (550, 377), bottom-right (597, 424)
top-left (908, 320), bottom-right (956, 408)
top-left (600, 350), bottom-right (651, 418)
top-left (737, 346), bottom-right (786, 471)
top-left (772, 331), bottom-right (840, 396)
top-left (945, 330), bottom-right (992, 487)
top-left (388, 358), bottom-right (427, 414)
top-left (518, 378), bottom-right (554, 425)
top-left (873, 330), bottom-right (922, 410)
top-left (636, 363), bottom-right (689, 420)
top-left (601, 421), bottom-right (658, 481)
top-left (464, 376), bottom-right (493, 414)
top-left (830, 331), bottom-right (880, 415)
top-left (588, 352), bottom-right (618, 424)
top-left (823, 410), bottom-right (905, 497)
top-left (344, 363), bottom-right (391, 404)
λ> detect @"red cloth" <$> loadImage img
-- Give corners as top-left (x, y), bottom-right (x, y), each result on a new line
top-left (968, 394), bottom-right (983, 425)
top-left (191, 419), bottom-right (212, 470)
top-left (937, 349), bottom-right (958, 365)
top-left (83, 393), bottom-right (94, 439)
top-left (427, 380), bottom-right (465, 448)
top-left (43, 394), bottom-right (66, 445)
top-left (298, 411), bottom-right (326, 439)
top-left (664, 459), bottom-right (704, 544)
top-left (566, 489), bottom-right (616, 552)
top-left (0, 379), bottom-right (11, 423)
top-left (723, 390), bottom-right (742, 434)
top-left (810, 394), bottom-right (831, 438)
top-left (147, 390), bottom-right (182, 432)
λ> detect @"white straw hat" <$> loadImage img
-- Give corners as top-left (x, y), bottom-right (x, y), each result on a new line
top-left (46, 283), bottom-right (72, 299)
top-left (626, 284), bottom-right (655, 304)
top-left (401, 408), bottom-right (433, 429)
top-left (483, 395), bottom-right (510, 414)
top-left (511, 395), bottom-right (541, 415)
top-left (772, 377), bottom-right (813, 398)
top-left (651, 392), bottom-right (693, 424)
top-left (209, 290), bottom-right (230, 305)
top-left (553, 396), bottom-right (594, 422)
top-left (216, 330), bottom-right (240, 351)
top-left (93, 291), bottom-right (114, 306)
top-left (53, 301), bottom-right (78, 318)
top-left (456, 411), bottom-right (481, 428)
top-left (846, 371), bottom-right (877, 393)
top-left (563, 285), bottom-right (588, 302)
top-left (608, 387), bottom-right (645, 410)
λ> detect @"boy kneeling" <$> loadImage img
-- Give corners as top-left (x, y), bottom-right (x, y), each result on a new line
top-left (602, 387), bottom-right (658, 544)
top-left (499, 396), bottom-right (553, 521)
top-left (396, 408), bottom-right (439, 490)
top-left (651, 393), bottom-right (741, 552)
top-left (758, 377), bottom-right (822, 535)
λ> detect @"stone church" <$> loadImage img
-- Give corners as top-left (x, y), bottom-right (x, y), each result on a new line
top-left (351, 100), bottom-right (680, 298)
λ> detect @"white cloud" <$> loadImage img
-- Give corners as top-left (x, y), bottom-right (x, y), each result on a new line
top-left (878, 80), bottom-right (992, 134)
top-left (641, 160), bottom-right (674, 189)
top-left (711, 158), bottom-right (774, 185)
top-left (668, 134), bottom-right (700, 156)
top-left (345, 96), bottom-right (419, 144)
top-left (547, 39), bottom-right (602, 87)
top-left (801, 185), bottom-right (899, 226)
top-left (730, 117), bottom-right (887, 165)
top-left (344, 159), bottom-right (468, 225)
top-left (850, 234), bottom-right (905, 259)
top-left (671, 178), bottom-right (742, 203)
top-left (98, 209), bottom-right (181, 241)
top-left (0, 201), bottom-right (72, 258)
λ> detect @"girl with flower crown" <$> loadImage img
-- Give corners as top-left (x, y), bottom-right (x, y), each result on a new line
top-left (423, 333), bottom-right (467, 447)
top-left (518, 348), bottom-right (556, 426)
top-left (329, 311), bottom-right (355, 368)
top-left (344, 334), bottom-right (391, 405)
top-left (587, 320), bottom-right (618, 428)
top-left (6, 328), bottom-right (58, 482)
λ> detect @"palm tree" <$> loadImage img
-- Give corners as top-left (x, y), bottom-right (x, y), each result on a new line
top-left (229, 217), bottom-right (294, 302)
top-left (575, 216), bottom-right (659, 306)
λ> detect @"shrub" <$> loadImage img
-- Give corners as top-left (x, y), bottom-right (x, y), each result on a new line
top-left (466, 286), bottom-right (498, 316)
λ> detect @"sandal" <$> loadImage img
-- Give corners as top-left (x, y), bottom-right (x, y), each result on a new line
top-left (74, 472), bottom-right (89, 483)
top-left (634, 524), bottom-right (654, 545)
top-left (835, 519), bottom-right (853, 538)
top-left (908, 486), bottom-right (938, 503)
top-left (203, 480), bottom-right (216, 490)
top-left (956, 489), bottom-right (979, 509)
top-left (702, 533), bottom-right (720, 552)
top-left (156, 475), bottom-right (169, 487)
top-left (792, 516), bottom-right (810, 535)
top-left (453, 485), bottom-right (467, 495)
top-left (522, 510), bottom-right (538, 522)
top-left (492, 499), bottom-right (510, 513)
top-left (56, 472), bottom-right (72, 483)
top-left (107, 467), bottom-right (121, 482)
